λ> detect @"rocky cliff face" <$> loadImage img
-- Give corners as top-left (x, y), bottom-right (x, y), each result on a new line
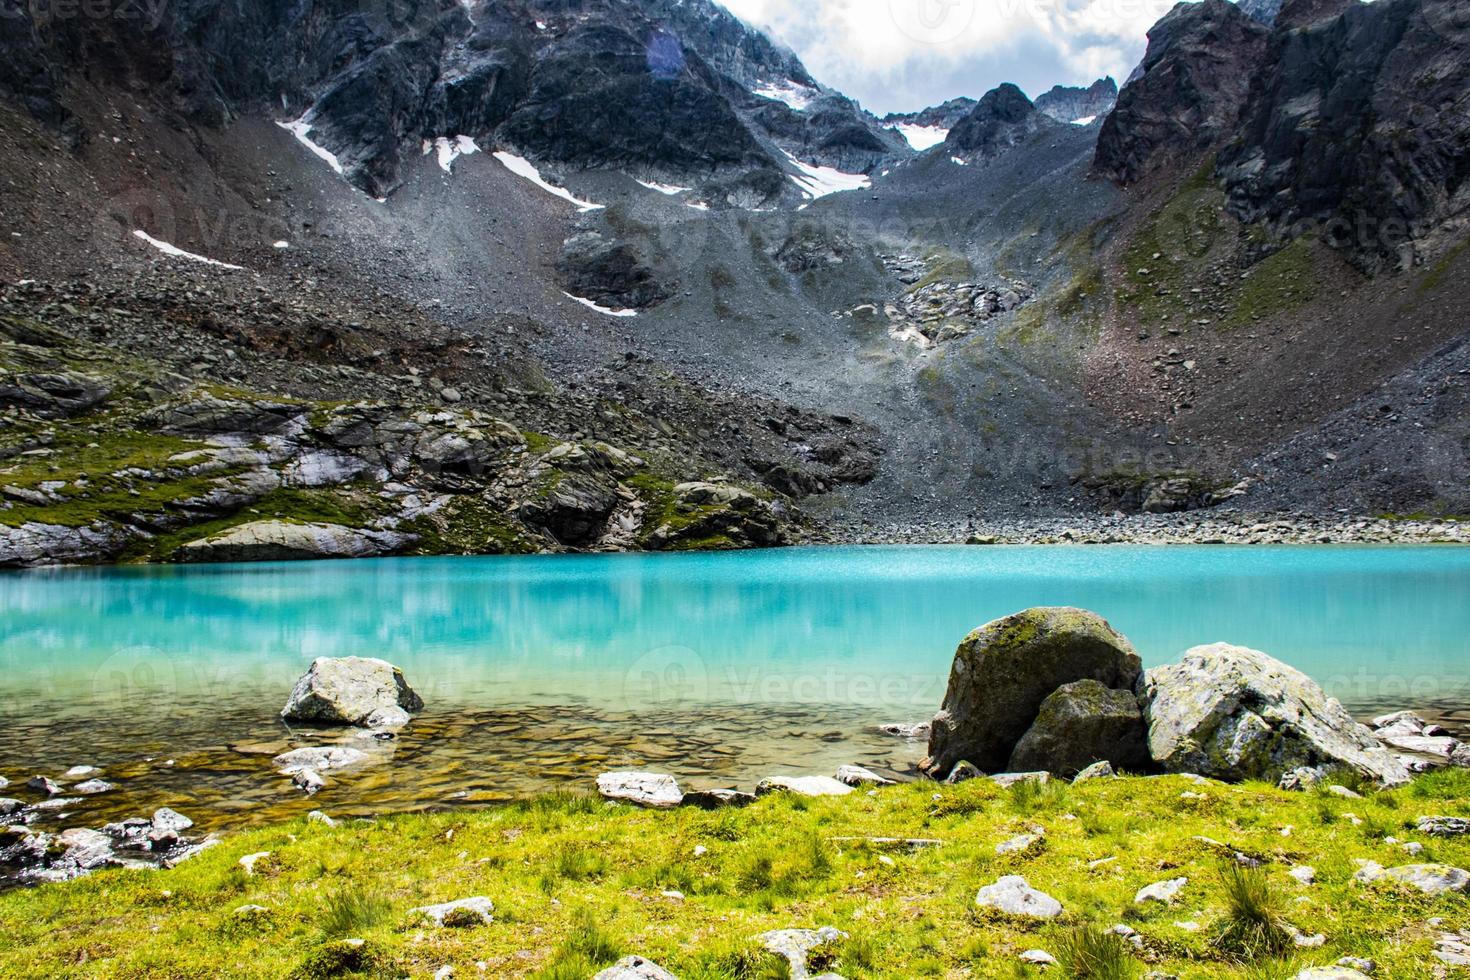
top-left (1220, 0), bottom-right (1470, 270)
top-left (0, 0), bottom-right (908, 201)
top-left (1094, 0), bottom-right (1269, 185)
top-left (943, 84), bottom-right (1057, 162)
top-left (1034, 77), bottom-right (1118, 124)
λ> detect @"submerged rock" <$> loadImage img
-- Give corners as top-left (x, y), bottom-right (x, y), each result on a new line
top-left (1142, 644), bottom-right (1411, 786)
top-left (281, 657), bottom-right (424, 727)
top-left (923, 607), bottom-right (1142, 776)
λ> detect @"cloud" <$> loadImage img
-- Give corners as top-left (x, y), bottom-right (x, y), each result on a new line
top-left (715, 0), bottom-right (1183, 114)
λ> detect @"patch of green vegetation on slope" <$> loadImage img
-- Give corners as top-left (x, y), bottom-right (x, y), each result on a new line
top-left (1, 771), bottom-right (1466, 977)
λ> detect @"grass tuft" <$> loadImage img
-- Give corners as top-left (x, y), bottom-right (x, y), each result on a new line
top-left (319, 886), bottom-right (392, 938)
top-left (1209, 863), bottom-right (1294, 960)
top-left (1054, 924), bottom-right (1140, 979)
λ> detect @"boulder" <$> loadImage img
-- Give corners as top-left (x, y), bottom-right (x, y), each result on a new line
top-left (0, 370), bottom-right (112, 417)
top-left (1382, 864), bottom-right (1469, 895)
top-left (1135, 877), bottom-right (1188, 904)
top-left (680, 788), bottom-right (756, 809)
top-left (281, 657), bottom-right (423, 726)
top-left (1418, 816), bottom-right (1470, 837)
top-left (593, 957), bottom-right (679, 980)
top-left (596, 772), bottom-right (682, 808)
top-left (755, 776), bottom-right (854, 798)
top-left (1141, 644), bottom-right (1411, 786)
top-left (834, 765), bottom-right (893, 787)
top-left (923, 608), bottom-right (1143, 776)
top-left (990, 771), bottom-right (1051, 788)
top-left (1007, 679), bottom-right (1151, 777)
top-left (1073, 760), bottom-right (1117, 782)
top-left (758, 926), bottom-right (846, 980)
top-left (975, 875), bottom-right (1064, 918)
top-left (178, 521), bottom-right (416, 563)
top-left (410, 896), bottom-right (494, 927)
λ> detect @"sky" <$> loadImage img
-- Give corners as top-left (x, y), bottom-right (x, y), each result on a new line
top-left (715, 0), bottom-right (1184, 116)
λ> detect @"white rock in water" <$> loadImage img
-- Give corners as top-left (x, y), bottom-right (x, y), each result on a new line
top-left (281, 656), bottom-right (423, 726)
top-left (273, 746), bottom-right (371, 774)
top-left (73, 779), bottom-right (116, 794)
top-left (152, 808), bottom-right (194, 833)
top-left (975, 875), bottom-right (1064, 918)
top-left (1135, 877), bottom-right (1188, 904)
top-left (1142, 644), bottom-right (1410, 786)
top-left (64, 766), bottom-right (101, 779)
top-left (592, 957), bottom-right (679, 980)
top-left (410, 896), bottom-right (495, 927)
top-left (596, 772), bottom-right (683, 808)
top-left (755, 776), bottom-right (854, 797)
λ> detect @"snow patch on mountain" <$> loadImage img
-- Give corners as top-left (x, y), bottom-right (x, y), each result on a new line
top-left (562, 292), bottom-right (638, 317)
top-left (782, 151), bottom-right (871, 199)
top-left (133, 231), bottom-right (245, 270)
top-left (896, 124), bottom-right (949, 151)
top-left (493, 152), bottom-right (604, 211)
top-left (754, 82), bottom-right (817, 111)
top-left (426, 135), bottom-right (480, 173)
top-left (277, 118), bottom-right (344, 176)
top-left (1073, 115), bottom-right (1098, 126)
top-left (636, 179), bottom-right (693, 195)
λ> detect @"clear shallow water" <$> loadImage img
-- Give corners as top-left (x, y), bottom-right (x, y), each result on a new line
top-left (2, 545), bottom-right (1468, 833)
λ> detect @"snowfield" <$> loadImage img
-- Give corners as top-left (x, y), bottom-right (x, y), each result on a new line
top-left (133, 231), bottom-right (244, 270)
top-left (783, 151), bottom-right (871, 199)
top-left (562, 292), bottom-right (638, 317)
top-left (493, 152), bottom-right (604, 211)
top-left (895, 124), bottom-right (949, 151)
top-left (277, 118), bottom-right (344, 176)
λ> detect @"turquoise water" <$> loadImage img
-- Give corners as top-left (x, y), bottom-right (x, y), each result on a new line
top-left (1, 545), bottom-right (1468, 829)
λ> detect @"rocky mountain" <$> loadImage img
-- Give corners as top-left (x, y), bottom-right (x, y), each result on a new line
top-left (1094, 0), bottom-right (1270, 185)
top-left (943, 83), bottom-right (1059, 161)
top-left (1033, 77), bottom-right (1117, 124)
top-left (1, 0), bottom-right (1469, 567)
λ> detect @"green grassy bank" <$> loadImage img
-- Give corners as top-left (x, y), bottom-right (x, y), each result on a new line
top-left (3, 771), bottom-right (1468, 978)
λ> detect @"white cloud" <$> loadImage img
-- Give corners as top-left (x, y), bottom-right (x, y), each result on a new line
top-left (715, 0), bottom-right (1183, 113)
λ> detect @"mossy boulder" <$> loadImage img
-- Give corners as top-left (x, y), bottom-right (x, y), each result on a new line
top-left (1142, 643), bottom-right (1412, 786)
top-left (1007, 679), bottom-right (1151, 777)
top-left (922, 607), bottom-right (1143, 776)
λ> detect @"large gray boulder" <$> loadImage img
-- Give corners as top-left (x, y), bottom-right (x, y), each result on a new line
top-left (178, 521), bottom-right (416, 563)
top-left (281, 657), bottom-right (423, 726)
top-left (1142, 644), bottom-right (1410, 786)
top-left (923, 608), bottom-right (1143, 776)
top-left (1007, 679), bottom-right (1151, 777)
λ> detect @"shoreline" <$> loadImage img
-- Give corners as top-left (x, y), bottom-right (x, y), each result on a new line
top-left (820, 511), bottom-right (1470, 547)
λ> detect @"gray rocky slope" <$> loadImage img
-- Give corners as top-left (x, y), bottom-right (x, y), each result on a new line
top-left (1, 0), bottom-right (1468, 564)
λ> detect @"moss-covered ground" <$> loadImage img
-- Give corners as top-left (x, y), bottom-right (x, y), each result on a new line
top-left (3, 770), bottom-right (1466, 978)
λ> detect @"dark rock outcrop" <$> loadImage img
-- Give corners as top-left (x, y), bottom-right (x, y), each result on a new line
top-left (1220, 0), bottom-right (1470, 270)
top-left (1094, 0), bottom-right (1269, 184)
top-left (943, 84), bottom-right (1056, 162)
top-left (1007, 679), bottom-right (1151, 777)
top-left (558, 233), bottom-right (669, 311)
top-left (922, 608), bottom-right (1144, 776)
top-left (1034, 77), bottom-right (1118, 124)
